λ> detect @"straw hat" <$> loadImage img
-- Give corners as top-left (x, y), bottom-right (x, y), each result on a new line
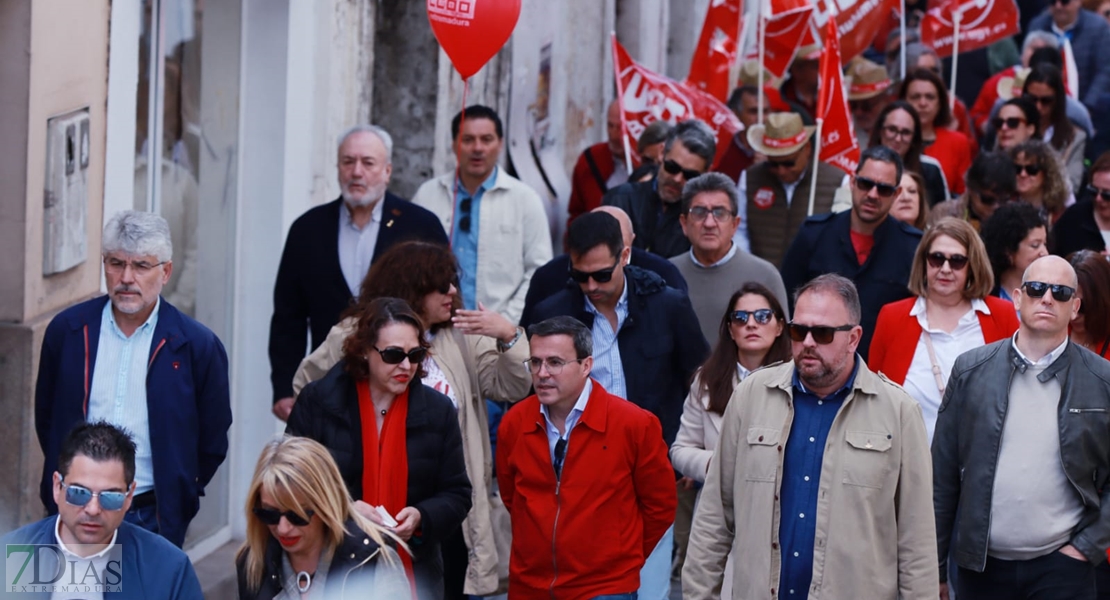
top-left (848, 59), bottom-right (892, 100)
top-left (737, 61), bottom-right (782, 88)
top-left (996, 67), bottom-right (1031, 101)
top-left (795, 43), bottom-right (822, 61)
top-left (746, 112), bottom-right (816, 156)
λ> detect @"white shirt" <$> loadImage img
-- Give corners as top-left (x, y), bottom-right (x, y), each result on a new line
top-left (50, 516), bottom-right (119, 599)
top-left (903, 297), bottom-right (990, 444)
top-left (338, 199), bottom-right (384, 295)
top-left (540, 379), bottom-right (593, 462)
top-left (1012, 332), bottom-right (1070, 367)
top-left (689, 242), bottom-right (738, 268)
top-left (733, 169), bottom-right (850, 254)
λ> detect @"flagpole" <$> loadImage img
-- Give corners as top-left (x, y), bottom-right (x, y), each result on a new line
top-left (950, 10), bottom-right (961, 111)
top-left (610, 32), bottom-right (634, 172)
top-left (758, 0), bottom-right (767, 124)
top-left (808, 119), bottom-right (824, 217)
top-left (899, 0), bottom-right (907, 80)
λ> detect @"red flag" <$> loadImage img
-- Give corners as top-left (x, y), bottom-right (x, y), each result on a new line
top-left (811, 0), bottom-right (899, 64)
top-left (612, 35), bottom-right (742, 169)
top-left (828, 148), bottom-right (860, 174)
top-left (745, 6), bottom-right (814, 78)
top-left (816, 18), bottom-right (858, 173)
top-left (686, 0), bottom-right (742, 101)
top-left (920, 0), bottom-right (1020, 58)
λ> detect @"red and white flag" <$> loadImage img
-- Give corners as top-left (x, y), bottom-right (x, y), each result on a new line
top-left (612, 34), bottom-right (742, 169)
top-left (816, 18), bottom-right (859, 174)
top-left (920, 0), bottom-right (1020, 57)
top-left (742, 3), bottom-right (814, 79)
top-left (811, 0), bottom-right (899, 63)
top-left (686, 0), bottom-right (743, 101)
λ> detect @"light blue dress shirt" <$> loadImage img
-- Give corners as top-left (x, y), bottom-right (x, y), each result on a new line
top-left (452, 167), bottom-right (498, 310)
top-left (539, 379), bottom-right (593, 462)
top-left (337, 199), bottom-right (383, 295)
top-left (584, 282), bottom-right (629, 400)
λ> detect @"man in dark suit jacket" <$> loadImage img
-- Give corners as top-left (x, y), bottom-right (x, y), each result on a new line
top-left (520, 206), bottom-right (687, 328)
top-left (269, 125), bottom-right (447, 419)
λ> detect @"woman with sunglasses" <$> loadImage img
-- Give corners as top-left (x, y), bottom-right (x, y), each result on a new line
top-left (1023, 64), bottom-right (1086, 191)
top-left (869, 101), bottom-right (950, 205)
top-left (1010, 139), bottom-right (1072, 225)
top-left (1054, 151), bottom-right (1110, 256)
top-left (237, 435), bottom-right (410, 599)
top-left (288, 297), bottom-right (472, 600)
top-left (900, 68), bottom-right (974, 196)
top-left (292, 241), bottom-right (530, 600)
top-left (981, 202), bottom-right (1050, 302)
top-left (993, 97), bottom-right (1041, 152)
top-left (1067, 250), bottom-right (1110, 359)
top-left (670, 282), bottom-right (791, 588)
top-left (869, 218), bottom-right (1019, 442)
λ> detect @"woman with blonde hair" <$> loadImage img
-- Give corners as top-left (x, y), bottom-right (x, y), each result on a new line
top-left (869, 218), bottom-right (1019, 442)
top-left (236, 435), bottom-right (410, 599)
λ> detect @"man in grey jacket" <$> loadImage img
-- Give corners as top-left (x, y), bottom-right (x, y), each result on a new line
top-left (934, 255), bottom-right (1110, 600)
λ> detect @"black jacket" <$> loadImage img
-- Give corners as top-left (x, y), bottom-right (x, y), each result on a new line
top-left (269, 194), bottom-right (448, 401)
top-left (519, 248), bottom-right (688, 329)
top-left (530, 266), bottom-right (708, 445)
top-left (236, 519), bottom-right (409, 600)
top-left (934, 340), bottom-right (1110, 574)
top-left (780, 212), bottom-right (921, 360)
top-left (1052, 196), bottom-right (1107, 257)
top-left (602, 180), bottom-right (690, 259)
top-left (286, 363), bottom-right (472, 599)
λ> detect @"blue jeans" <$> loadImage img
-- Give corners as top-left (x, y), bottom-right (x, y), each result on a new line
top-left (591, 594), bottom-right (637, 600)
top-left (124, 503), bottom-right (159, 535)
top-left (638, 524), bottom-right (674, 600)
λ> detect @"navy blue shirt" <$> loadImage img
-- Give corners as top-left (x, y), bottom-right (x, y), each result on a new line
top-left (778, 358), bottom-right (860, 597)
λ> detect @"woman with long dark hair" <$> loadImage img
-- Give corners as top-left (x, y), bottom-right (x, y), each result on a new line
top-left (1023, 64), bottom-right (1086, 190)
top-left (900, 68), bottom-right (974, 196)
top-left (1067, 250), bottom-right (1110, 359)
top-left (871, 100), bottom-right (951, 204)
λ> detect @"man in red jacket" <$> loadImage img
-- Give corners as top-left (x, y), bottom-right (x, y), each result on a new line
top-left (567, 100), bottom-right (629, 226)
top-left (496, 316), bottom-right (677, 599)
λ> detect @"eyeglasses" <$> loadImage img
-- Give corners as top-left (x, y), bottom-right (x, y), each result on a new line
top-left (1022, 281), bottom-right (1076, 302)
top-left (372, 346), bottom-right (428, 365)
top-left (252, 507), bottom-right (316, 527)
top-left (787, 323), bottom-right (856, 344)
top-left (663, 159), bottom-right (703, 181)
top-left (687, 206), bottom-right (734, 222)
top-left (1023, 93), bottom-right (1054, 107)
top-left (767, 156), bottom-right (799, 169)
top-left (1014, 163), bottom-right (1042, 176)
top-left (553, 438), bottom-right (567, 480)
top-left (975, 190), bottom-right (1010, 206)
top-left (882, 125), bottom-right (914, 140)
top-left (524, 357), bottom-right (584, 375)
top-left (569, 262), bottom-right (619, 284)
top-left (60, 480), bottom-right (128, 511)
top-left (731, 309), bottom-right (776, 325)
top-left (103, 257), bottom-right (165, 275)
top-left (926, 252), bottom-right (969, 270)
top-left (993, 117), bottom-right (1027, 130)
top-left (1087, 185), bottom-right (1110, 202)
top-left (855, 176), bottom-right (899, 198)
top-left (457, 196), bottom-right (473, 233)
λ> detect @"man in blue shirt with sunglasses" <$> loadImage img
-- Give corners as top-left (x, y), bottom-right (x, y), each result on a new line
top-left (2, 422), bottom-right (203, 599)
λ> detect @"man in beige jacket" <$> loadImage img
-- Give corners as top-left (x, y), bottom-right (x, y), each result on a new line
top-left (683, 273), bottom-right (937, 600)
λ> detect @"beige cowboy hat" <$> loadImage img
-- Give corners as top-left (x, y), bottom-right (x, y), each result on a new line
top-left (737, 60), bottom-right (783, 88)
top-left (848, 59), bottom-right (893, 101)
top-left (795, 43), bottom-right (822, 61)
top-left (746, 112), bottom-right (816, 157)
top-left (996, 67), bottom-right (1031, 101)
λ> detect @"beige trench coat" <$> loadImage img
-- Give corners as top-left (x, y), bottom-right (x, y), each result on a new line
top-left (682, 360), bottom-right (938, 600)
top-left (292, 320), bottom-right (531, 595)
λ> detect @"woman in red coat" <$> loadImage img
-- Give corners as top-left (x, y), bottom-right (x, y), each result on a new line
top-left (869, 218), bottom-right (1019, 442)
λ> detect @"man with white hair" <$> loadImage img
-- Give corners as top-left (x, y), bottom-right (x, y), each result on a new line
top-left (35, 210), bottom-right (232, 548)
top-left (268, 125), bottom-right (448, 420)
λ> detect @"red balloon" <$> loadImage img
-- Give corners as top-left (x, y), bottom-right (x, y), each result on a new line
top-left (427, 0), bottom-right (522, 80)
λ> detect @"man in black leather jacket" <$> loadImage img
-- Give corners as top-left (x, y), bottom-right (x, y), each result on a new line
top-left (933, 255), bottom-right (1110, 600)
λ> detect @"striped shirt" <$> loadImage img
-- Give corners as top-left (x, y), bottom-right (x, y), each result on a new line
top-left (87, 299), bottom-right (159, 494)
top-left (584, 283), bottom-right (629, 400)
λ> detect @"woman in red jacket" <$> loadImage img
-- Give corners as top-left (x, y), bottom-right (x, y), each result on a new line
top-left (1067, 250), bottom-right (1110, 360)
top-left (869, 218), bottom-right (1019, 442)
top-left (901, 69), bottom-right (974, 196)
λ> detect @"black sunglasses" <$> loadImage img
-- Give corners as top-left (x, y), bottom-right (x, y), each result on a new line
top-left (731, 309), bottom-right (775, 325)
top-left (1087, 185), bottom-right (1110, 202)
top-left (993, 117), bottom-right (1027, 130)
top-left (1052, 0), bottom-right (1072, 6)
top-left (373, 346), bottom-right (428, 365)
top-left (926, 252), bottom-right (969, 270)
top-left (663, 159), bottom-right (702, 181)
top-left (457, 197), bottom-right (472, 233)
top-left (569, 262), bottom-right (618, 284)
top-left (855, 176), bottom-right (899, 198)
top-left (976, 190), bottom-right (1009, 206)
top-left (1024, 93), bottom-right (1054, 106)
top-left (1015, 164), bottom-right (1042, 176)
top-left (787, 323), bottom-right (855, 344)
top-left (1022, 281), bottom-right (1076, 302)
top-left (767, 156), bottom-right (798, 169)
top-left (253, 506), bottom-right (316, 526)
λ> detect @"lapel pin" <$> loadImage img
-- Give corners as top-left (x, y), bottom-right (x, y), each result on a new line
top-left (386, 219), bottom-right (394, 228)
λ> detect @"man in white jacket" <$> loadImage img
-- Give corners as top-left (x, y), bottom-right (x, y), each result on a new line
top-left (412, 105), bottom-right (552, 324)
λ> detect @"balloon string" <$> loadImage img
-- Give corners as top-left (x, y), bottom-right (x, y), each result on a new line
top-left (450, 77), bottom-right (470, 248)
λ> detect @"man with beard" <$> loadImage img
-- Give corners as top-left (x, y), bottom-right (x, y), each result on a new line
top-left (35, 211), bottom-right (232, 548)
top-left (780, 145), bottom-right (921, 360)
top-left (269, 125), bottom-right (447, 421)
top-left (683, 274), bottom-right (937, 600)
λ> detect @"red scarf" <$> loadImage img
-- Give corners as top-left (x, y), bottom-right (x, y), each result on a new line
top-left (357, 380), bottom-right (416, 598)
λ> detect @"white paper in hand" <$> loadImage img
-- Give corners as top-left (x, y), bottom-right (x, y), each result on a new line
top-left (375, 505), bottom-right (399, 528)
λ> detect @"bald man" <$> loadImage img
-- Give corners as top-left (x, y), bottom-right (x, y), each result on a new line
top-left (520, 206), bottom-right (687, 328)
top-left (566, 100), bottom-right (629, 227)
top-left (934, 255), bottom-right (1110, 600)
